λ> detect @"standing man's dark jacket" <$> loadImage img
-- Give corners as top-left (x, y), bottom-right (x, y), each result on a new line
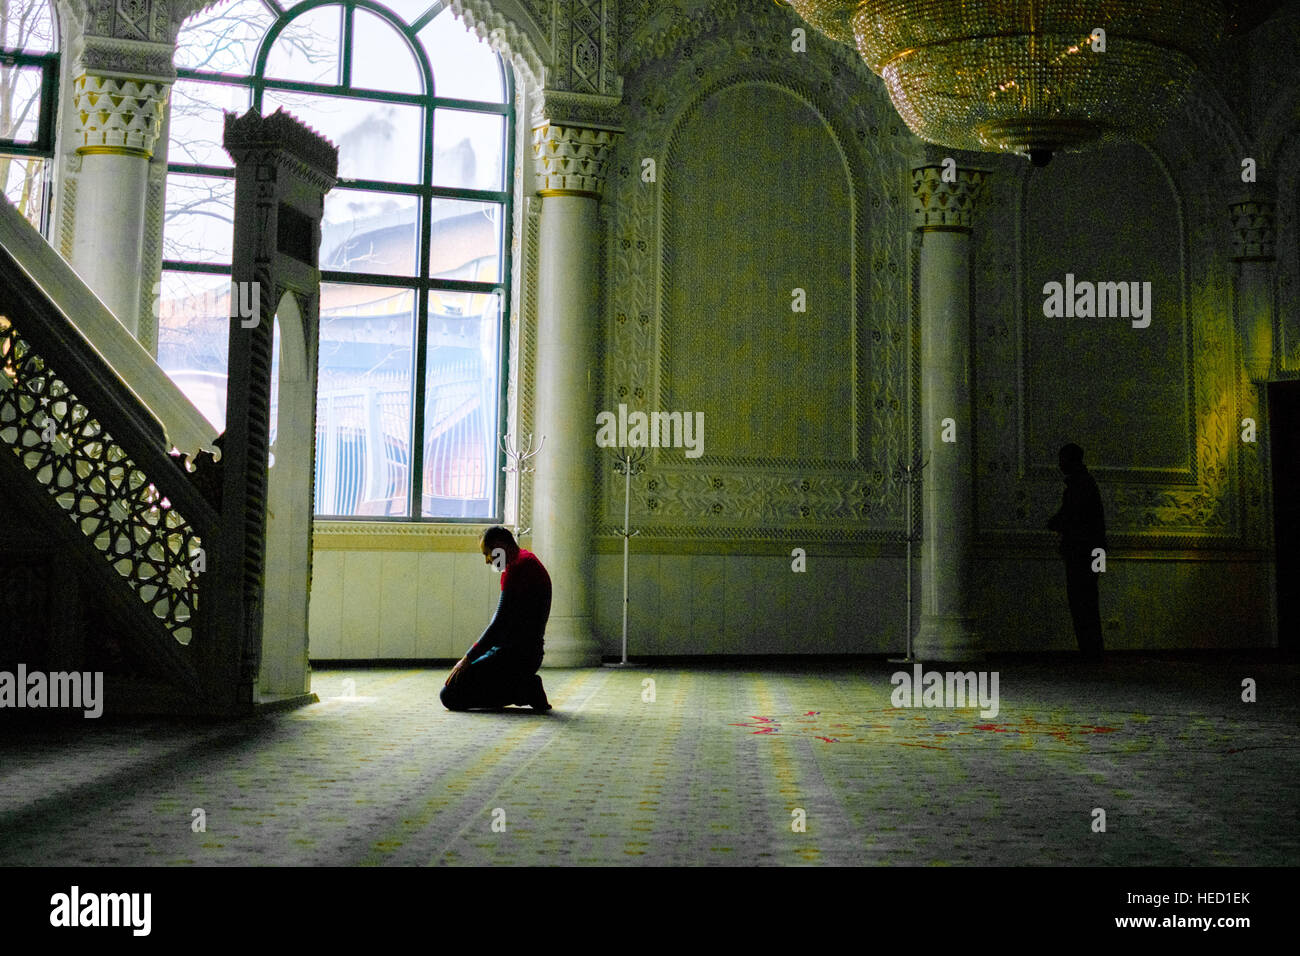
top-left (1048, 463), bottom-right (1107, 660)
top-left (464, 548), bottom-right (551, 664)
top-left (1048, 467), bottom-right (1107, 556)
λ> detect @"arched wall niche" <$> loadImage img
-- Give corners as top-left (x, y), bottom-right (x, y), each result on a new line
top-left (1018, 141), bottom-right (1194, 483)
top-left (973, 129), bottom-right (1253, 549)
top-left (1273, 126), bottom-right (1300, 374)
top-left (602, 2), bottom-right (916, 544)
top-left (659, 78), bottom-right (857, 467)
top-left (262, 290), bottom-right (315, 697)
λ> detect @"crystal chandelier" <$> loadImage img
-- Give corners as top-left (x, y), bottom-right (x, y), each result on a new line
top-left (785, 0), bottom-right (1227, 165)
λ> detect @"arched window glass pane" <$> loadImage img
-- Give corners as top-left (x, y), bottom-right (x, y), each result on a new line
top-left (422, 289), bottom-right (499, 517)
top-left (156, 271), bottom-right (233, 430)
top-left (428, 198), bottom-right (501, 283)
top-left (0, 157), bottom-right (47, 225)
top-left (263, 5), bottom-right (342, 84)
top-left (0, 65), bottom-right (44, 142)
top-left (0, 0), bottom-right (58, 231)
top-left (322, 188), bottom-right (420, 276)
top-left (168, 0), bottom-right (513, 521)
top-left (0, 0), bottom-right (56, 53)
top-left (164, 174), bottom-right (235, 264)
top-left (433, 109), bottom-right (504, 190)
top-left (352, 9), bottom-right (422, 93)
top-left (169, 80), bottom-right (250, 169)
top-left (262, 89), bottom-right (424, 183)
top-left (418, 9), bottom-right (503, 102)
top-left (174, 0), bottom-right (278, 73)
top-left (316, 283), bottom-right (415, 516)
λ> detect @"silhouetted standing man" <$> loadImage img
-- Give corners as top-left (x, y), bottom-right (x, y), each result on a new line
top-left (1048, 443), bottom-right (1107, 661)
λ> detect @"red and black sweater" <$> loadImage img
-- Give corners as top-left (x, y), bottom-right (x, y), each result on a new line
top-left (465, 548), bottom-right (552, 662)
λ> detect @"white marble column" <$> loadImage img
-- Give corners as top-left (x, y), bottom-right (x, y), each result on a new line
top-left (531, 120), bottom-right (619, 667)
top-left (67, 73), bottom-right (168, 336)
top-left (912, 163), bottom-right (985, 662)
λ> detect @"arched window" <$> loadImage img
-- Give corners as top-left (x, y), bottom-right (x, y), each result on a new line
top-left (160, 0), bottom-right (513, 520)
top-left (0, 0), bottom-right (59, 232)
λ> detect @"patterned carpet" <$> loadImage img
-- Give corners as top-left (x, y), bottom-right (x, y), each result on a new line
top-left (1, 658), bottom-right (1296, 866)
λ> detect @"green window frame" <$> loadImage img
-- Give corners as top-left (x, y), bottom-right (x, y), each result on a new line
top-left (0, 0), bottom-right (61, 236)
top-left (164, 0), bottom-right (514, 522)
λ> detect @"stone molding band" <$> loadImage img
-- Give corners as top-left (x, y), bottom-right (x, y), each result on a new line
top-left (918, 224), bottom-right (975, 234)
top-left (536, 187), bottom-right (602, 198)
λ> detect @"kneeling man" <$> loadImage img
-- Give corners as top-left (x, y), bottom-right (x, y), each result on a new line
top-left (441, 526), bottom-right (552, 711)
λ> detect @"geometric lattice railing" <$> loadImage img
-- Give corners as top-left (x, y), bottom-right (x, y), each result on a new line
top-left (0, 314), bottom-right (204, 644)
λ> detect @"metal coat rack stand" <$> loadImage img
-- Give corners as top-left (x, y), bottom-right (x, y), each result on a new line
top-left (500, 431), bottom-right (544, 538)
top-left (605, 446), bottom-right (647, 668)
top-left (888, 454), bottom-right (928, 665)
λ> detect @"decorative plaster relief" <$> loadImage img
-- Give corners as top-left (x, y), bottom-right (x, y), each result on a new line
top-left (604, 2), bottom-right (912, 542)
top-left (974, 137), bottom-right (1251, 548)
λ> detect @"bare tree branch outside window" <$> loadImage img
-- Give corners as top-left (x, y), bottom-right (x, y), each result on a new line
top-left (161, 2), bottom-right (510, 518)
top-left (0, 0), bottom-right (56, 228)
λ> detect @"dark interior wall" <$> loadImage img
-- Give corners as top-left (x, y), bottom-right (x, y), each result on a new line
top-left (308, 1), bottom-right (1300, 658)
top-left (588, 1), bottom-right (1295, 655)
top-left (595, 2), bottom-right (917, 654)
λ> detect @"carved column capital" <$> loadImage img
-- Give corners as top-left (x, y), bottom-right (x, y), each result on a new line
top-left (912, 165), bottom-right (987, 232)
top-left (74, 35), bottom-right (178, 81)
top-left (73, 72), bottom-right (169, 158)
top-left (63, 1), bottom-right (184, 159)
top-left (1229, 200), bottom-right (1277, 262)
top-left (61, 0), bottom-right (207, 45)
top-left (532, 121), bottom-right (621, 199)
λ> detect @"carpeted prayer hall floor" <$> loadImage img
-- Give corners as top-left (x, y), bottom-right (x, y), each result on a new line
top-left (1, 656), bottom-right (1296, 866)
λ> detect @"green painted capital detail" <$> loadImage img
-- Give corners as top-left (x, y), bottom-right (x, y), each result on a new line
top-left (1228, 200), bottom-right (1276, 261)
top-left (912, 165), bottom-right (986, 231)
top-left (532, 121), bottom-right (620, 196)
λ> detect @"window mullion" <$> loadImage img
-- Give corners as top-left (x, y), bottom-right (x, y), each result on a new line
top-left (495, 66), bottom-right (516, 522)
top-left (411, 284), bottom-right (429, 520)
top-left (410, 99), bottom-right (436, 519)
top-left (409, 1), bottom-right (446, 34)
top-left (341, 3), bottom-right (353, 88)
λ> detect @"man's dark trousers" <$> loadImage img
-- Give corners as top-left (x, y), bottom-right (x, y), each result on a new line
top-left (440, 645), bottom-right (544, 710)
top-left (1063, 545), bottom-right (1104, 660)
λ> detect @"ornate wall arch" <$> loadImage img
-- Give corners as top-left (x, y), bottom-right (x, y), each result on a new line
top-left (603, 0), bottom-right (915, 543)
top-left (973, 120), bottom-right (1258, 550)
top-left (1175, 70), bottom-right (1251, 186)
top-left (1259, 83), bottom-right (1300, 171)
